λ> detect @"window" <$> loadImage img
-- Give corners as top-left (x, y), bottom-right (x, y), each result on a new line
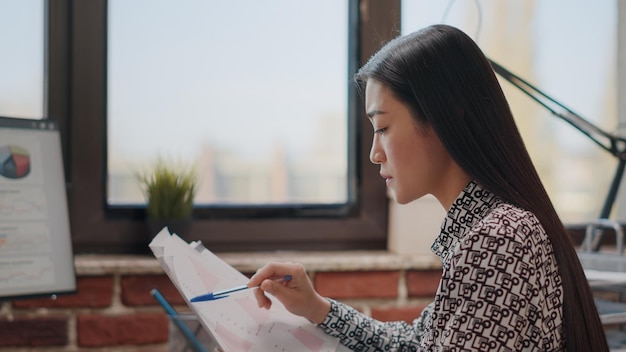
top-left (107, 0), bottom-right (351, 212)
top-left (17, 0), bottom-right (625, 253)
top-left (402, 0), bottom-right (618, 224)
top-left (0, 0), bottom-right (45, 119)
top-left (0, 0), bottom-right (71, 183)
top-left (65, 0), bottom-right (394, 253)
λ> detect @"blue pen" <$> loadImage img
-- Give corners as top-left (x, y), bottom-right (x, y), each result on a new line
top-left (190, 275), bottom-right (292, 302)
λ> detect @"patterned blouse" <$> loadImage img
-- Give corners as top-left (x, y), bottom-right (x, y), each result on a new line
top-left (318, 181), bottom-right (564, 351)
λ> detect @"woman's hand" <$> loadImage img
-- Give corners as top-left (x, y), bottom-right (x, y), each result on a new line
top-left (248, 262), bottom-right (331, 324)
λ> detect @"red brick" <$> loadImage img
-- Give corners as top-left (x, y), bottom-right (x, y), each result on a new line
top-left (314, 271), bottom-right (399, 299)
top-left (371, 304), bottom-right (430, 323)
top-left (406, 269), bottom-right (441, 298)
top-left (121, 274), bottom-right (184, 306)
top-left (0, 316), bottom-right (68, 347)
top-left (12, 276), bottom-right (113, 308)
top-left (77, 313), bottom-right (168, 347)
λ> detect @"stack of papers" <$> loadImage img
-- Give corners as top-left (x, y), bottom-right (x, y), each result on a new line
top-left (149, 227), bottom-right (347, 352)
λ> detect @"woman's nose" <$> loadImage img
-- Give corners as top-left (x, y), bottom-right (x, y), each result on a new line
top-left (369, 140), bottom-right (385, 164)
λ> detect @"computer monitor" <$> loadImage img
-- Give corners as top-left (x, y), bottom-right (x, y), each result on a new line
top-left (0, 116), bottom-right (76, 299)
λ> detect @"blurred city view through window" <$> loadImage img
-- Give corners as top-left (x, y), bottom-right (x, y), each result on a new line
top-left (107, 0), bottom-right (350, 206)
top-left (1, 1), bottom-right (619, 224)
top-left (0, 0), bottom-right (44, 119)
top-left (403, 0), bottom-right (617, 223)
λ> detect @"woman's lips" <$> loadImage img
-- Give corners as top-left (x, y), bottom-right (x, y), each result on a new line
top-left (381, 173), bottom-right (392, 185)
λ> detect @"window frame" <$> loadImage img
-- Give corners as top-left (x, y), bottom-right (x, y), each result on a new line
top-left (50, 0), bottom-right (399, 254)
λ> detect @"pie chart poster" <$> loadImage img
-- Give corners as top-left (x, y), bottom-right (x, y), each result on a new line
top-left (0, 135), bottom-right (42, 185)
top-left (0, 144), bottom-right (31, 180)
top-left (0, 126), bottom-right (76, 299)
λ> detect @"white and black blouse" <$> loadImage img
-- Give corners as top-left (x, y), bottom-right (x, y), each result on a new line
top-left (318, 181), bottom-right (564, 351)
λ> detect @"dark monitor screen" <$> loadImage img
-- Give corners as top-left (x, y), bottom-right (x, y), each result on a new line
top-left (0, 116), bottom-right (76, 300)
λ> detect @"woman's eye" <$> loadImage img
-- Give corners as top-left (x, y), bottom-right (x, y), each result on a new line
top-left (374, 127), bottom-right (387, 135)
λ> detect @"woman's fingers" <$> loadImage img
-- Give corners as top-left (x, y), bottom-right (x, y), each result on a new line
top-left (249, 262), bottom-right (331, 323)
top-left (253, 285), bottom-right (272, 309)
top-left (248, 262), bottom-right (296, 288)
top-left (249, 262), bottom-right (311, 313)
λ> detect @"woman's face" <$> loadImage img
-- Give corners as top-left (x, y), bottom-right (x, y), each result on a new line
top-left (366, 79), bottom-right (459, 205)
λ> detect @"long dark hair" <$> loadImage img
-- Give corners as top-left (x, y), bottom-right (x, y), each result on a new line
top-left (356, 24), bottom-right (607, 351)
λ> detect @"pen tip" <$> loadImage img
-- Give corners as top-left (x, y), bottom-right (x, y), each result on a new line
top-left (190, 294), bottom-right (214, 302)
top-left (190, 293), bottom-right (230, 302)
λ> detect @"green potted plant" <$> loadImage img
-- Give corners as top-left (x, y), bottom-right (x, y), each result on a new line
top-left (137, 159), bottom-right (197, 238)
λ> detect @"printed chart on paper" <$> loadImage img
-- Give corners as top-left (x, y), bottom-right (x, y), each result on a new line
top-left (150, 229), bottom-right (346, 352)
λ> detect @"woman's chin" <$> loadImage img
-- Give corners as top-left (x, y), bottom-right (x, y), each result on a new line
top-left (391, 190), bottom-right (426, 205)
top-left (391, 193), bottom-right (411, 205)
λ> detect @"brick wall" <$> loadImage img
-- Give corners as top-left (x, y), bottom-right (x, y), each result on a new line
top-left (0, 257), bottom-right (441, 351)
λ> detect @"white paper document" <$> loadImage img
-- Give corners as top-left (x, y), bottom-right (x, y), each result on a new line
top-left (149, 228), bottom-right (348, 352)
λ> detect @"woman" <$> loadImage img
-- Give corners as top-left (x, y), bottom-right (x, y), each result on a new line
top-left (248, 24), bottom-right (607, 351)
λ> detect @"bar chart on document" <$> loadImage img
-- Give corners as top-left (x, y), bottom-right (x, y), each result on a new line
top-left (150, 228), bottom-right (346, 352)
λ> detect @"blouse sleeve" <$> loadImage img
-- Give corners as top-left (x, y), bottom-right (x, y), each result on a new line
top-left (317, 298), bottom-right (433, 352)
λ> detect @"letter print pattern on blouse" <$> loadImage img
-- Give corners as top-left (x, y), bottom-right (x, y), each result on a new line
top-left (425, 182), bottom-right (563, 350)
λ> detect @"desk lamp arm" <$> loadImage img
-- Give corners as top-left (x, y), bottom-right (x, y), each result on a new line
top-left (487, 58), bottom-right (626, 223)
